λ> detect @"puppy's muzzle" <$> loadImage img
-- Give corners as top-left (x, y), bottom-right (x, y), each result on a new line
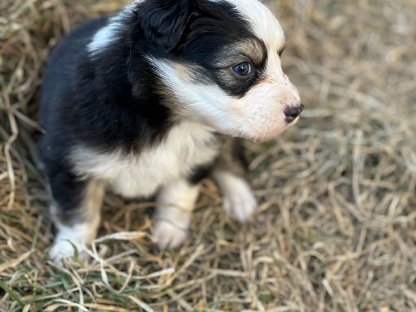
top-left (284, 104), bottom-right (304, 123)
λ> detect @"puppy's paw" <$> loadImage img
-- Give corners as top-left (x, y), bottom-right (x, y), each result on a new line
top-left (220, 175), bottom-right (258, 222)
top-left (223, 189), bottom-right (257, 222)
top-left (152, 218), bottom-right (189, 249)
top-left (49, 239), bottom-right (88, 266)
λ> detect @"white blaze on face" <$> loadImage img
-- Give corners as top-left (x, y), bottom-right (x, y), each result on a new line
top-left (219, 0), bottom-right (285, 47)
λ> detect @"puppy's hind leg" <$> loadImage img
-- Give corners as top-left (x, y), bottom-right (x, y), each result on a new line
top-left (48, 170), bottom-right (105, 265)
top-left (213, 139), bottom-right (257, 222)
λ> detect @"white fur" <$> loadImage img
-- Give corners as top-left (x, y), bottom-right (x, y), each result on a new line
top-left (153, 180), bottom-right (200, 248)
top-left (88, 0), bottom-right (143, 54)
top-left (213, 171), bottom-right (257, 222)
top-left (49, 223), bottom-right (92, 265)
top-left (88, 18), bottom-right (120, 53)
top-left (70, 121), bottom-right (218, 198)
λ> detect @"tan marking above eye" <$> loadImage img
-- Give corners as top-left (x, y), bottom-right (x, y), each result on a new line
top-left (240, 40), bottom-right (265, 65)
top-left (214, 40), bottom-right (266, 68)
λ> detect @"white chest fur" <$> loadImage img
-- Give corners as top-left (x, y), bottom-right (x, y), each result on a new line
top-left (70, 122), bottom-right (219, 198)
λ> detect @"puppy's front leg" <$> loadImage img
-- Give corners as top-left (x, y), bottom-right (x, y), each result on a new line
top-left (213, 139), bottom-right (257, 222)
top-left (48, 176), bottom-right (105, 265)
top-left (152, 180), bottom-right (199, 249)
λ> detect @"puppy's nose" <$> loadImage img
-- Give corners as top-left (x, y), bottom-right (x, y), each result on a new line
top-left (284, 104), bottom-right (304, 123)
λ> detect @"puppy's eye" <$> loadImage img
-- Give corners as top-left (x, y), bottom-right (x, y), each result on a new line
top-left (232, 62), bottom-right (253, 76)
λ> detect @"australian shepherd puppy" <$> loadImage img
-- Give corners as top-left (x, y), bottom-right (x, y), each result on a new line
top-left (39, 0), bottom-right (303, 264)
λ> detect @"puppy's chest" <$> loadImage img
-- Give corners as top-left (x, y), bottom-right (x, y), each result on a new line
top-left (71, 124), bottom-right (219, 198)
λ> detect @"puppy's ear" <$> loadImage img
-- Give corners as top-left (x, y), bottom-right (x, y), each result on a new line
top-left (137, 0), bottom-right (192, 51)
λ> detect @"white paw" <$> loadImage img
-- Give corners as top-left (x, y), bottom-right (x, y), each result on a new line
top-left (215, 173), bottom-right (258, 222)
top-left (152, 218), bottom-right (189, 249)
top-left (49, 239), bottom-right (88, 266)
top-left (223, 189), bottom-right (257, 222)
top-left (48, 222), bottom-right (98, 266)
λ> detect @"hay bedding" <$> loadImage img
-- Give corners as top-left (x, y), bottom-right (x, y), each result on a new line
top-left (1, 0), bottom-right (416, 311)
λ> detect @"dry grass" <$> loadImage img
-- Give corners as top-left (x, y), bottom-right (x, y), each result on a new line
top-left (1, 0), bottom-right (416, 311)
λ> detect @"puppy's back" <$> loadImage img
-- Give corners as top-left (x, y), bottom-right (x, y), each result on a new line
top-left (39, 17), bottom-right (108, 130)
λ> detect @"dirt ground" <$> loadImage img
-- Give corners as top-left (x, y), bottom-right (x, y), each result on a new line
top-left (1, 0), bottom-right (416, 311)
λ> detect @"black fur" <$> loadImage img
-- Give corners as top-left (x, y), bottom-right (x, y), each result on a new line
top-left (188, 163), bottom-right (215, 185)
top-left (136, 0), bottom-right (192, 52)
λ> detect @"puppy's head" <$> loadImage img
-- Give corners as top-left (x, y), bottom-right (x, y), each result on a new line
top-left (138, 0), bottom-right (303, 141)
